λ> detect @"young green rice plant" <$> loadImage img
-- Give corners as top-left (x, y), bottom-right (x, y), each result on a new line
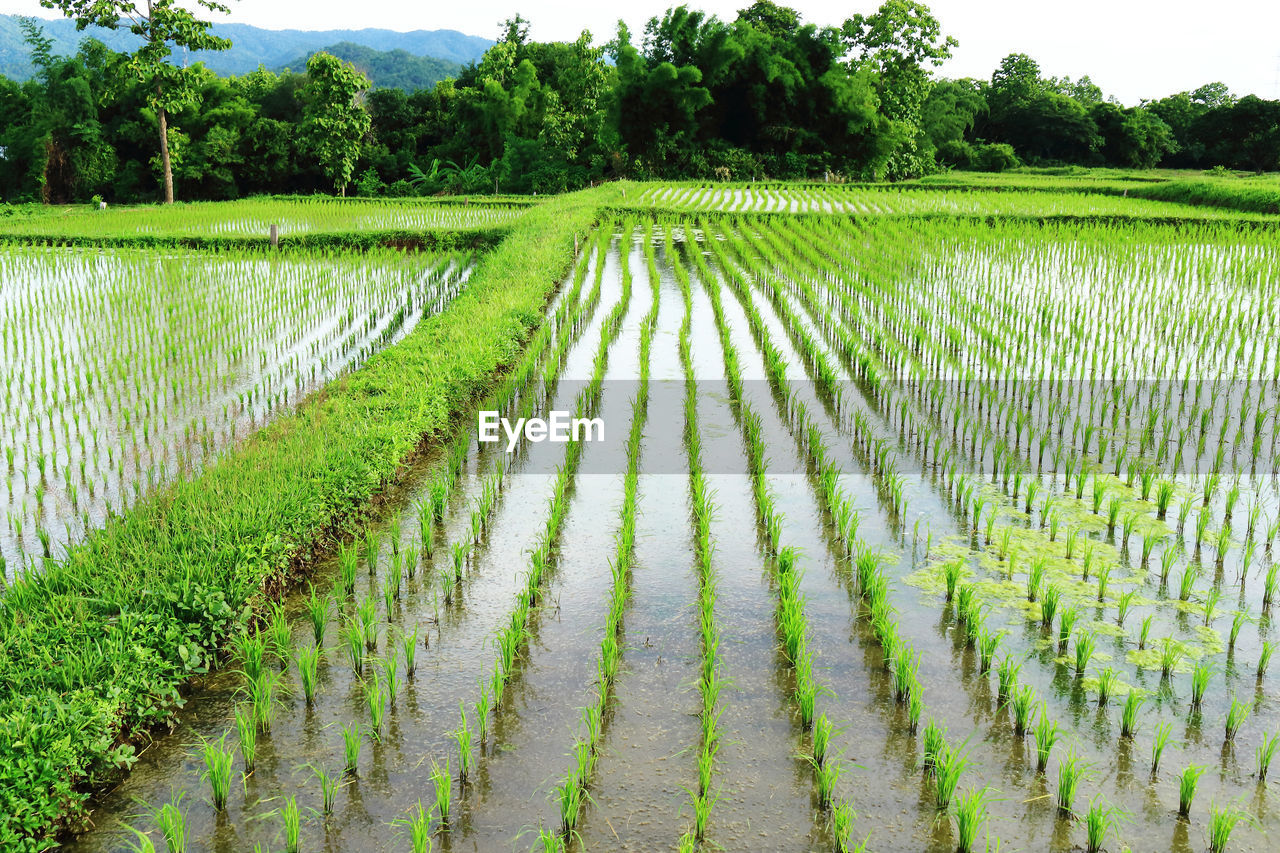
top-left (1225, 696), bottom-right (1253, 742)
top-left (338, 543), bottom-right (358, 597)
top-left (813, 746), bottom-right (844, 810)
top-left (1229, 610), bottom-right (1248, 651)
top-left (1161, 637), bottom-right (1184, 679)
top-left (1179, 564), bottom-right (1199, 601)
top-left (1056, 748), bottom-right (1087, 816)
top-left (268, 604), bottom-right (292, 664)
top-left (364, 528), bottom-right (380, 574)
top-left (1027, 555), bottom-right (1046, 602)
top-left (977, 628), bottom-right (1001, 674)
top-left (431, 757), bottom-right (452, 826)
top-left (453, 703), bottom-right (474, 785)
top-left (234, 703), bottom-right (258, 773)
top-left (364, 673), bottom-right (386, 740)
top-left (311, 765), bottom-right (339, 816)
top-left (380, 651), bottom-right (401, 706)
top-left (1178, 764), bottom-right (1207, 817)
top-left (450, 540), bottom-right (467, 582)
top-left (1075, 632), bottom-right (1096, 678)
top-left (1152, 721), bottom-right (1173, 775)
top-left (358, 594), bottom-right (378, 651)
top-left (1040, 584), bottom-right (1061, 629)
top-left (1265, 564), bottom-right (1279, 609)
top-left (997, 655), bottom-right (1022, 700)
top-left (1160, 547), bottom-right (1178, 586)
top-left (1084, 797), bottom-right (1123, 853)
top-left (1058, 605), bottom-right (1079, 651)
top-left (341, 722), bottom-right (361, 775)
top-left (952, 786), bottom-right (992, 853)
top-left (394, 801), bottom-right (433, 853)
top-left (155, 793), bottom-right (187, 853)
top-left (934, 740), bottom-right (969, 812)
top-left (832, 800), bottom-right (858, 853)
top-left (1096, 667), bottom-right (1120, 707)
top-left (296, 643), bottom-right (320, 706)
top-left (1116, 589), bottom-right (1137, 626)
top-left (306, 586), bottom-right (329, 646)
top-left (341, 617), bottom-right (364, 677)
top-left (1203, 586), bottom-right (1221, 626)
top-left (1034, 705), bottom-right (1060, 772)
top-left (1207, 804), bottom-right (1252, 853)
top-left (1191, 662), bottom-right (1211, 709)
top-left (1258, 640), bottom-right (1277, 679)
top-left (1257, 731), bottom-right (1280, 781)
top-left (1081, 544), bottom-right (1096, 581)
top-left (944, 558), bottom-right (964, 603)
top-left (401, 625), bottom-right (419, 677)
top-left (197, 732), bottom-right (234, 811)
top-left (1138, 614), bottom-right (1154, 651)
top-left (234, 630), bottom-right (267, 683)
top-left (280, 795), bottom-right (300, 853)
top-left (1096, 564), bottom-right (1112, 602)
top-left (922, 720), bottom-right (945, 776)
top-left (1011, 684), bottom-right (1036, 737)
top-left (1121, 691), bottom-right (1145, 739)
top-left (247, 668), bottom-right (283, 733)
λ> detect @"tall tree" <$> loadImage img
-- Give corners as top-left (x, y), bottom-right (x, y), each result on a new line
top-left (302, 52), bottom-right (371, 195)
top-left (38, 0), bottom-right (233, 203)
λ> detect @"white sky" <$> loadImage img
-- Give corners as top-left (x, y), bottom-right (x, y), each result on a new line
top-left (5, 0), bottom-right (1278, 104)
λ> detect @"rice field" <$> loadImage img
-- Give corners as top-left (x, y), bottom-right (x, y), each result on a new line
top-left (4, 180), bottom-right (1280, 853)
top-left (0, 197), bottom-right (528, 240)
top-left (29, 184), bottom-right (1277, 853)
top-left (0, 246), bottom-right (472, 576)
top-left (632, 182), bottom-right (1277, 220)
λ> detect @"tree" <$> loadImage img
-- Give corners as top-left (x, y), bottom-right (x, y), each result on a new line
top-left (39, 0), bottom-right (233, 203)
top-left (842, 0), bottom-right (956, 125)
top-left (302, 52), bottom-right (372, 195)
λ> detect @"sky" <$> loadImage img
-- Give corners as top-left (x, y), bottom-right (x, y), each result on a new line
top-left (5, 0), bottom-right (1279, 105)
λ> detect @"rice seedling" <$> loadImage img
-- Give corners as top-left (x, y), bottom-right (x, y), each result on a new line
top-left (453, 703), bottom-right (474, 785)
top-left (1116, 588), bottom-right (1136, 626)
top-left (1179, 564), bottom-right (1199, 601)
top-left (1178, 764), bottom-right (1207, 817)
top-left (1096, 667), bottom-right (1119, 706)
top-left (1138, 614), bottom-right (1154, 650)
top-left (234, 630), bottom-right (267, 683)
top-left (1034, 705), bottom-right (1060, 771)
top-left (997, 656), bottom-right (1022, 700)
top-left (1225, 696), bottom-right (1253, 742)
top-left (1152, 721), bottom-right (1173, 775)
top-left (155, 794), bottom-right (187, 853)
top-left (1011, 685), bottom-right (1037, 736)
top-left (197, 733), bottom-right (234, 811)
top-left (395, 801), bottom-right (433, 853)
top-left (1207, 804), bottom-right (1252, 853)
top-left (341, 617), bottom-right (365, 677)
top-left (952, 786), bottom-right (992, 853)
top-left (1121, 691), bottom-right (1145, 738)
top-left (1084, 797), bottom-right (1123, 853)
top-left (1191, 662), bottom-right (1211, 709)
top-left (1257, 731), bottom-right (1280, 781)
top-left (1259, 640), bottom-right (1277, 679)
top-left (235, 705), bottom-right (257, 773)
top-left (280, 795), bottom-right (300, 853)
top-left (1056, 748), bottom-right (1087, 815)
top-left (401, 625), bottom-right (419, 677)
top-left (431, 757), bottom-right (452, 826)
top-left (305, 586), bottom-right (329, 646)
top-left (296, 644), bottom-right (320, 706)
top-left (341, 722), bottom-right (361, 775)
top-left (1075, 632), bottom-right (1096, 678)
top-left (364, 673), bottom-right (386, 740)
top-left (311, 765), bottom-right (339, 816)
top-left (267, 604), bottom-right (292, 664)
top-left (1160, 638), bottom-right (1184, 679)
top-left (934, 739), bottom-right (970, 812)
top-left (246, 668), bottom-right (283, 733)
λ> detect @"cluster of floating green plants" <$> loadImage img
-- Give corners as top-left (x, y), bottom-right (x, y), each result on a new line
top-left (0, 246), bottom-right (471, 575)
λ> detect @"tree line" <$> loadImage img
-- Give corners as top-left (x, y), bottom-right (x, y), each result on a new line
top-left (1, 0), bottom-right (1277, 205)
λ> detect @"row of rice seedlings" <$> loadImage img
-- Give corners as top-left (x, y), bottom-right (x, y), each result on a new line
top-left (667, 229), bottom-right (730, 851)
top-left (440, 226), bottom-right (633, 834)
top-left (687, 233), bottom-right (865, 851)
top-left (545, 221), bottom-right (655, 847)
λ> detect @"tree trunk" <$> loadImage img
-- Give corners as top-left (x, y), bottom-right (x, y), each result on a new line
top-left (157, 104), bottom-right (174, 204)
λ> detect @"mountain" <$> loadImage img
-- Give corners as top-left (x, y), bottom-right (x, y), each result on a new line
top-left (275, 42), bottom-right (461, 91)
top-left (0, 13), bottom-right (490, 82)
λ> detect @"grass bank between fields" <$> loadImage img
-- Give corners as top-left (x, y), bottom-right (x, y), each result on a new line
top-left (0, 185), bottom-right (612, 850)
top-left (0, 224), bottom-right (509, 252)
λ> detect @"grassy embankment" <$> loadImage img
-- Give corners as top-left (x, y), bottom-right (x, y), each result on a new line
top-left (0, 185), bottom-right (613, 850)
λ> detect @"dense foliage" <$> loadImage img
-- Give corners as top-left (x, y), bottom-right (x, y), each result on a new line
top-left (1, 1), bottom-right (1277, 204)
